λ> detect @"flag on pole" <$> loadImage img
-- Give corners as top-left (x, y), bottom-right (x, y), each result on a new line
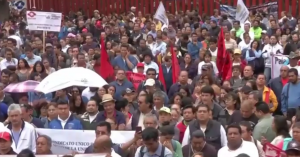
top-left (154, 2), bottom-right (169, 26)
top-left (235, 0), bottom-right (249, 23)
top-left (100, 37), bottom-right (114, 81)
top-left (156, 54), bottom-right (166, 91)
top-left (171, 46), bottom-right (180, 83)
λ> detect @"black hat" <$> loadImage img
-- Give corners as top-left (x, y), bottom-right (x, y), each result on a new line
top-left (286, 141), bottom-right (300, 152)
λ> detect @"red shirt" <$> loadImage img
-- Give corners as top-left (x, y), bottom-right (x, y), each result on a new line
top-left (281, 78), bottom-right (289, 86)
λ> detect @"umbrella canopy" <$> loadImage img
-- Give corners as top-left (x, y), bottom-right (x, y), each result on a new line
top-left (3, 80), bottom-right (40, 93)
top-left (35, 67), bottom-right (108, 93)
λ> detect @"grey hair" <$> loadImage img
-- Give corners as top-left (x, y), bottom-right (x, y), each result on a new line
top-left (38, 135), bottom-right (52, 147)
top-left (249, 90), bottom-right (263, 102)
top-left (7, 104), bottom-right (22, 114)
top-left (152, 91), bottom-right (165, 99)
top-left (143, 113), bottom-right (158, 125)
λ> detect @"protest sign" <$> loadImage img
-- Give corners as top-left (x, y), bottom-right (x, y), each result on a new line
top-left (271, 55), bottom-right (289, 79)
top-left (263, 143), bottom-right (285, 157)
top-left (26, 11), bottom-right (62, 32)
top-left (36, 129), bottom-right (135, 154)
top-left (126, 71), bottom-right (146, 89)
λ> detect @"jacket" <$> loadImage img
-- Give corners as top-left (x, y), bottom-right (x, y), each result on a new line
top-left (262, 43), bottom-right (283, 68)
top-left (81, 112), bottom-right (99, 130)
top-left (186, 119), bottom-right (225, 150)
top-left (176, 121), bottom-right (188, 143)
top-left (49, 114), bottom-right (83, 130)
top-left (250, 27), bottom-right (263, 40)
top-left (261, 86), bottom-right (278, 112)
top-left (7, 121), bottom-right (37, 153)
top-left (162, 65), bottom-right (173, 93)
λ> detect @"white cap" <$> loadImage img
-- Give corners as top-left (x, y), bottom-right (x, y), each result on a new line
top-left (262, 30), bottom-right (267, 34)
top-left (144, 78), bottom-right (155, 86)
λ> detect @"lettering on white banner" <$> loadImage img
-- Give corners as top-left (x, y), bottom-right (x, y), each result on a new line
top-left (52, 141), bottom-right (93, 152)
top-left (271, 55), bottom-right (289, 78)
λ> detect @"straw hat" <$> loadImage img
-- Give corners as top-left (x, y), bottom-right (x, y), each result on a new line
top-left (100, 94), bottom-right (115, 104)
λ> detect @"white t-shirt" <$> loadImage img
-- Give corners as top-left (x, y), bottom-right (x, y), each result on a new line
top-left (218, 140), bottom-right (259, 157)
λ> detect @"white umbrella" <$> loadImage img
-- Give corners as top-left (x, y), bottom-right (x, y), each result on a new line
top-left (35, 67), bottom-right (108, 93)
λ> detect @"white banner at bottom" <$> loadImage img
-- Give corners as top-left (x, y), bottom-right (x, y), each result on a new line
top-left (36, 129), bottom-right (135, 154)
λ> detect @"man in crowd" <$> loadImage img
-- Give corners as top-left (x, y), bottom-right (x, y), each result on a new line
top-left (36, 135), bottom-right (52, 155)
top-left (182, 130), bottom-right (217, 157)
top-left (218, 124), bottom-right (259, 157)
top-left (182, 104), bottom-right (227, 150)
top-left (0, 131), bottom-right (17, 154)
top-left (6, 104), bottom-right (37, 153)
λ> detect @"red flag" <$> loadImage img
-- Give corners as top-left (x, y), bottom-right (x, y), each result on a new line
top-left (216, 28), bottom-right (226, 75)
top-left (216, 28), bottom-right (232, 81)
top-left (224, 51), bottom-right (233, 80)
top-left (156, 54), bottom-right (166, 90)
top-left (126, 71), bottom-right (146, 89)
top-left (171, 46), bottom-right (180, 83)
top-left (100, 37), bottom-right (114, 81)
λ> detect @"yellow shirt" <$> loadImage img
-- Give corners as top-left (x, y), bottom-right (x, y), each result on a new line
top-left (262, 86), bottom-right (278, 113)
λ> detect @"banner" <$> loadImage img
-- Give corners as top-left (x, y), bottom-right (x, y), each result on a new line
top-left (271, 54), bottom-right (289, 79)
top-left (235, 0), bottom-right (249, 23)
top-left (126, 71), bottom-right (146, 89)
top-left (26, 11), bottom-right (62, 32)
top-left (36, 129), bottom-right (135, 154)
top-left (248, 2), bottom-right (278, 19)
top-left (221, 1), bottom-right (278, 21)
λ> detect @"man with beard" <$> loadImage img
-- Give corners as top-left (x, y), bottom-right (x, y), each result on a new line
top-left (218, 124), bottom-right (259, 157)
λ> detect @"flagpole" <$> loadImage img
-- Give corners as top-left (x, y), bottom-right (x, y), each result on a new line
top-left (174, 0), bottom-right (177, 13)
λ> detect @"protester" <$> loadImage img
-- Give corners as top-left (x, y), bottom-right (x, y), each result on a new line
top-left (0, 131), bottom-right (17, 154)
top-left (6, 104), bottom-right (37, 153)
top-left (36, 135), bottom-right (52, 154)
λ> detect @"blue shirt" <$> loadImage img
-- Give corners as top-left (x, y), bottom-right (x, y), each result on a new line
top-left (113, 55), bottom-right (138, 72)
top-left (281, 82), bottom-right (300, 113)
top-left (12, 130), bottom-right (20, 147)
top-left (110, 80), bottom-right (134, 100)
top-left (187, 42), bottom-right (202, 59)
top-left (24, 55), bottom-right (42, 66)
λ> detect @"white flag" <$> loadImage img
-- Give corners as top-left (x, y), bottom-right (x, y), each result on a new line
top-left (235, 0), bottom-right (249, 23)
top-left (154, 2), bottom-right (169, 25)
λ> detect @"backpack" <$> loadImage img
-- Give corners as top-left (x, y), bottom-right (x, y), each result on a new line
top-left (140, 145), bottom-right (165, 157)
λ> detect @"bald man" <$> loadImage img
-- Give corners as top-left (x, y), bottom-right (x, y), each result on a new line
top-left (93, 135), bottom-right (121, 157)
top-left (227, 100), bottom-right (258, 128)
top-left (268, 65), bottom-right (289, 115)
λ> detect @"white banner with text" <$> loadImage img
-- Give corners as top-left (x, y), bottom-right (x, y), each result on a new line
top-left (36, 129), bottom-right (135, 154)
top-left (271, 54), bottom-right (289, 79)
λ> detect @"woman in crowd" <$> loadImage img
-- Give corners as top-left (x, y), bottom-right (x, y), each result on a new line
top-left (16, 59), bottom-right (31, 82)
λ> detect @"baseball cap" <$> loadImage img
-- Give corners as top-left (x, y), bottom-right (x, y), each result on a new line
top-left (45, 43), bottom-right (53, 47)
top-left (0, 131), bottom-right (11, 141)
top-left (262, 30), bottom-right (267, 34)
top-left (234, 49), bottom-right (242, 55)
top-left (137, 63), bottom-right (144, 68)
top-left (125, 88), bottom-right (135, 94)
top-left (159, 107), bottom-right (171, 114)
top-left (286, 141), bottom-right (300, 151)
top-left (144, 78), bottom-right (155, 86)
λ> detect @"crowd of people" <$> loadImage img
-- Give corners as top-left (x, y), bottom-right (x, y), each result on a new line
top-left (0, 4), bottom-right (300, 157)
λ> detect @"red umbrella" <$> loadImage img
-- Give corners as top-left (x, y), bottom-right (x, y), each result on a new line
top-left (4, 80), bottom-right (40, 93)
